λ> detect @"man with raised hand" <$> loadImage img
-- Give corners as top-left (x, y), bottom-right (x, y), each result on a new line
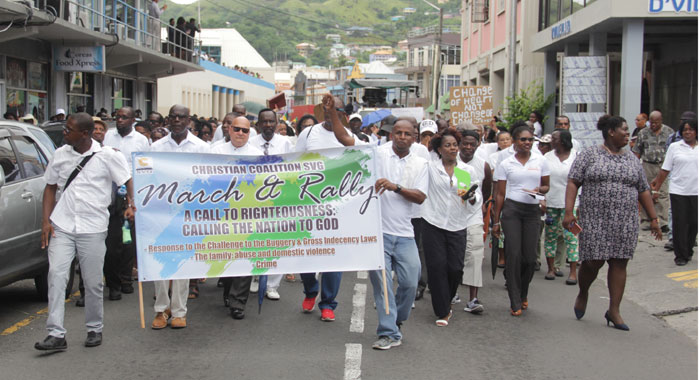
top-left (149, 105), bottom-right (210, 330)
top-left (102, 107), bottom-right (149, 301)
top-left (249, 108), bottom-right (292, 301)
top-left (35, 113), bottom-right (132, 351)
top-left (212, 115), bottom-right (263, 320)
top-left (294, 94), bottom-right (366, 322)
top-left (370, 118), bottom-right (428, 350)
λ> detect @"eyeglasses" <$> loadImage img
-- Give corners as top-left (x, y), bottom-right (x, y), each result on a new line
top-left (518, 137), bottom-right (535, 142)
top-left (168, 114), bottom-right (188, 120)
top-left (232, 126), bottom-right (250, 134)
top-left (115, 115), bottom-right (132, 120)
top-left (63, 125), bottom-right (78, 133)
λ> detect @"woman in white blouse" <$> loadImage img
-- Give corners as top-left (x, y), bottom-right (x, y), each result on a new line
top-left (492, 126), bottom-right (550, 316)
top-left (421, 128), bottom-right (481, 326)
top-left (652, 119), bottom-right (698, 266)
top-left (543, 129), bottom-right (579, 284)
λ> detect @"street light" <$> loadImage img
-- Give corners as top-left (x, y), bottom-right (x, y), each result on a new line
top-left (421, 0), bottom-right (443, 116)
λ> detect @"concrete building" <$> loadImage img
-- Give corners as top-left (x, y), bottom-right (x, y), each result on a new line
top-left (0, 0), bottom-right (200, 121)
top-left (370, 50), bottom-right (397, 63)
top-left (461, 0), bottom-right (544, 117)
top-left (397, 26), bottom-right (462, 108)
top-left (198, 28), bottom-right (270, 69)
top-left (532, 0), bottom-right (697, 138)
top-left (295, 43), bottom-right (316, 58)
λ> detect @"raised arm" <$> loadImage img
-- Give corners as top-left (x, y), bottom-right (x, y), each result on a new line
top-left (322, 94), bottom-right (355, 146)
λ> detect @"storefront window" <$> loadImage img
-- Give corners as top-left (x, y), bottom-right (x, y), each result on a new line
top-left (112, 77), bottom-right (133, 110)
top-left (561, 0), bottom-right (572, 18)
top-left (67, 72), bottom-right (95, 115)
top-left (6, 57), bottom-right (48, 122)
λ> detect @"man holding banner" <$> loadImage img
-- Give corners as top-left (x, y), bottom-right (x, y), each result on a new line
top-left (370, 118), bottom-right (428, 350)
top-left (149, 105), bottom-right (210, 330)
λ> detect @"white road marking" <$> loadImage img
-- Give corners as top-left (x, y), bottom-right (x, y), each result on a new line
top-left (344, 343), bottom-right (362, 380)
top-left (357, 271), bottom-right (368, 279)
top-left (350, 283), bottom-right (367, 333)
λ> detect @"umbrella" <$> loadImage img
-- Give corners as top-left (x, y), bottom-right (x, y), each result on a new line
top-left (257, 275), bottom-right (268, 314)
top-left (361, 109), bottom-right (391, 127)
top-left (482, 198), bottom-right (500, 279)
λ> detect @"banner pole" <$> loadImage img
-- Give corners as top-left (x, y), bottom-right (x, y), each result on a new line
top-left (138, 281), bottom-right (145, 329)
top-left (381, 268), bottom-right (389, 315)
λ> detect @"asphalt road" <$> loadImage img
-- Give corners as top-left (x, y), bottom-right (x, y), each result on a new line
top-left (0, 240), bottom-right (697, 380)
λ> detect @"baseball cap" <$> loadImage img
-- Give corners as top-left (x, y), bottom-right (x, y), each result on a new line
top-left (55, 108), bottom-right (66, 116)
top-left (419, 120), bottom-right (438, 134)
top-left (680, 111), bottom-right (697, 121)
top-left (538, 134), bottom-right (552, 143)
top-left (348, 113), bottom-right (362, 122)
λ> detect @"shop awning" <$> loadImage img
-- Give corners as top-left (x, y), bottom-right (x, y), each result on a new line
top-left (346, 78), bottom-right (418, 89)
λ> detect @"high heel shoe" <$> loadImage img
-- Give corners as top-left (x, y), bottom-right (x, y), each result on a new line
top-left (574, 307), bottom-right (585, 320)
top-left (604, 311), bottom-right (629, 331)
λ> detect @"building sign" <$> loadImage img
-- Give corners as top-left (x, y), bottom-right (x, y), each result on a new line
top-left (449, 86), bottom-right (493, 125)
top-left (53, 46), bottom-right (105, 72)
top-left (551, 20), bottom-right (571, 40)
top-left (649, 0), bottom-right (698, 13)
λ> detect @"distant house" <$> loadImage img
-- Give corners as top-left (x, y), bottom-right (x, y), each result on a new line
top-left (325, 34), bottom-right (341, 43)
top-left (403, 7), bottom-right (416, 13)
top-left (330, 44), bottom-right (351, 59)
top-left (295, 43), bottom-right (316, 58)
top-left (370, 50), bottom-right (397, 63)
top-left (345, 26), bottom-right (373, 37)
top-left (391, 15), bottom-right (405, 21)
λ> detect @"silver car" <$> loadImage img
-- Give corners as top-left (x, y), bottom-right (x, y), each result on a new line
top-left (0, 121), bottom-right (75, 300)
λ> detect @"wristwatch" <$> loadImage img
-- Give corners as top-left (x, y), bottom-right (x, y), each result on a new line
top-left (394, 184), bottom-right (402, 193)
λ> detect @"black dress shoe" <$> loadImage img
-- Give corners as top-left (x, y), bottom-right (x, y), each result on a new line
top-left (75, 295), bottom-right (85, 307)
top-left (230, 308), bottom-right (245, 320)
top-left (415, 288), bottom-right (425, 301)
top-left (675, 258), bottom-right (689, 266)
top-left (35, 335), bottom-right (67, 351)
top-left (223, 295), bottom-right (230, 308)
top-left (85, 332), bottom-right (102, 347)
top-left (121, 283), bottom-right (134, 294)
top-left (109, 288), bottom-right (122, 301)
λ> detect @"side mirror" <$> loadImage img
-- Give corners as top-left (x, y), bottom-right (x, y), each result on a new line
top-left (0, 165), bottom-right (5, 189)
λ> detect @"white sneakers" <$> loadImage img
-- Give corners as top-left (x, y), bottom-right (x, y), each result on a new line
top-left (266, 289), bottom-right (280, 300)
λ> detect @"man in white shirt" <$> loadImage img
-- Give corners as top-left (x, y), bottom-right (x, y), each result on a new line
top-left (294, 94), bottom-right (363, 322)
top-left (248, 109), bottom-right (292, 301)
top-left (555, 115), bottom-right (582, 151)
top-left (102, 107), bottom-right (150, 301)
top-left (212, 104), bottom-right (257, 142)
top-left (212, 115), bottom-right (263, 320)
top-left (149, 105), bottom-right (210, 330)
top-left (370, 119), bottom-right (428, 350)
top-left (35, 113), bottom-right (132, 351)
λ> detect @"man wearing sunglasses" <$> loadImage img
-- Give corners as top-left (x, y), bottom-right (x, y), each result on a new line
top-left (211, 115), bottom-right (262, 155)
top-left (102, 107), bottom-right (150, 302)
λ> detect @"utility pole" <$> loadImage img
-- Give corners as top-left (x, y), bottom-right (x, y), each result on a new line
top-left (422, 0), bottom-right (442, 116)
top-left (506, 0), bottom-right (517, 102)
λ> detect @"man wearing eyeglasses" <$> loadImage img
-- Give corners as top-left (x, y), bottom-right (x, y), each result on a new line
top-left (102, 107), bottom-right (150, 301)
top-left (149, 104), bottom-right (210, 329)
top-left (294, 94), bottom-right (367, 322)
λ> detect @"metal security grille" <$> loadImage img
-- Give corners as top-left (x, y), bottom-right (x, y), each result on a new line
top-left (471, 0), bottom-right (490, 23)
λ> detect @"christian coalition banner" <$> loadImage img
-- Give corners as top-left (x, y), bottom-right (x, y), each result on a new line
top-left (132, 145), bottom-right (384, 281)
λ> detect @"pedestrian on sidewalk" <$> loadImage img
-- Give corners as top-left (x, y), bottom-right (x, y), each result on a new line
top-left (422, 128), bottom-right (481, 326)
top-left (651, 118), bottom-right (698, 266)
top-left (492, 125), bottom-right (550, 317)
top-left (149, 105), bottom-right (210, 330)
top-left (564, 115), bottom-right (662, 331)
top-left (35, 113), bottom-right (132, 351)
top-left (369, 118), bottom-right (428, 350)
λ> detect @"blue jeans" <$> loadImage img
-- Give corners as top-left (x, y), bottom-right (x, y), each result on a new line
top-left (301, 271), bottom-right (342, 310)
top-left (369, 233), bottom-right (420, 341)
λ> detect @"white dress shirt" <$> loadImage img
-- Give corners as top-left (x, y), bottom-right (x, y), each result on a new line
top-left (250, 133), bottom-right (293, 155)
top-left (457, 153), bottom-right (487, 227)
top-left (375, 144), bottom-right (429, 237)
top-left (544, 150), bottom-right (578, 208)
top-left (476, 142), bottom-right (498, 163)
top-left (149, 131), bottom-right (210, 153)
top-left (662, 140), bottom-right (698, 196)
top-left (382, 141), bottom-right (431, 161)
top-left (210, 141), bottom-right (263, 155)
top-left (44, 140), bottom-right (131, 233)
top-left (103, 127), bottom-right (150, 167)
top-left (494, 153), bottom-right (550, 204)
top-left (492, 145), bottom-right (542, 173)
top-left (295, 122), bottom-right (365, 151)
top-left (422, 159), bottom-right (482, 231)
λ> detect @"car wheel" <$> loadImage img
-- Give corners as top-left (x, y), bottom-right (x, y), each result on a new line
top-left (35, 259), bottom-right (77, 301)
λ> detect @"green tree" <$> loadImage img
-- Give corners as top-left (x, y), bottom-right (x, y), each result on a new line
top-left (309, 47), bottom-right (331, 67)
top-left (499, 82), bottom-right (555, 129)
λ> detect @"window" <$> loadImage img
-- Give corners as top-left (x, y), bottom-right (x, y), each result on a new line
top-left (5, 57), bottom-right (48, 123)
top-left (67, 72), bottom-right (95, 115)
top-left (441, 45), bottom-right (461, 65)
top-left (540, 0), bottom-right (593, 30)
top-left (0, 137), bottom-right (20, 183)
top-left (561, 0), bottom-right (572, 18)
top-left (497, 0), bottom-right (506, 13)
top-left (409, 49), bottom-right (414, 66)
top-left (439, 75), bottom-right (461, 97)
top-left (416, 73), bottom-right (424, 97)
top-left (145, 83), bottom-right (155, 115)
top-left (12, 136), bottom-right (45, 178)
top-left (201, 46), bottom-right (221, 64)
top-left (112, 77), bottom-right (134, 109)
top-left (418, 50), bottom-right (425, 66)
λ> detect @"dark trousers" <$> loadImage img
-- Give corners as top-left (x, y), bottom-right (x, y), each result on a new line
top-left (422, 221), bottom-right (466, 318)
top-left (501, 199), bottom-right (540, 311)
top-left (103, 212), bottom-right (135, 291)
top-left (671, 194), bottom-right (698, 261)
top-left (411, 218), bottom-right (428, 290)
top-left (301, 272), bottom-right (342, 310)
top-left (221, 276), bottom-right (252, 310)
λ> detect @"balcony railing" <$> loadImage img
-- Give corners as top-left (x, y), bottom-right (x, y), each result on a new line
top-left (31, 0), bottom-right (200, 64)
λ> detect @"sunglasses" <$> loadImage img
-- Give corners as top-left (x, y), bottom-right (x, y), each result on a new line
top-left (232, 126), bottom-right (250, 134)
top-left (518, 137), bottom-right (535, 142)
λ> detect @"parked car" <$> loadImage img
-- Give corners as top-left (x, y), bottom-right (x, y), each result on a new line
top-left (0, 121), bottom-right (75, 300)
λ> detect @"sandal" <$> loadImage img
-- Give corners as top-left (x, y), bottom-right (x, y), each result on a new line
top-left (188, 285), bottom-right (199, 299)
top-left (522, 299), bottom-right (528, 310)
top-left (511, 309), bottom-right (522, 316)
top-left (284, 274), bottom-right (296, 282)
top-left (435, 310), bottom-right (453, 327)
